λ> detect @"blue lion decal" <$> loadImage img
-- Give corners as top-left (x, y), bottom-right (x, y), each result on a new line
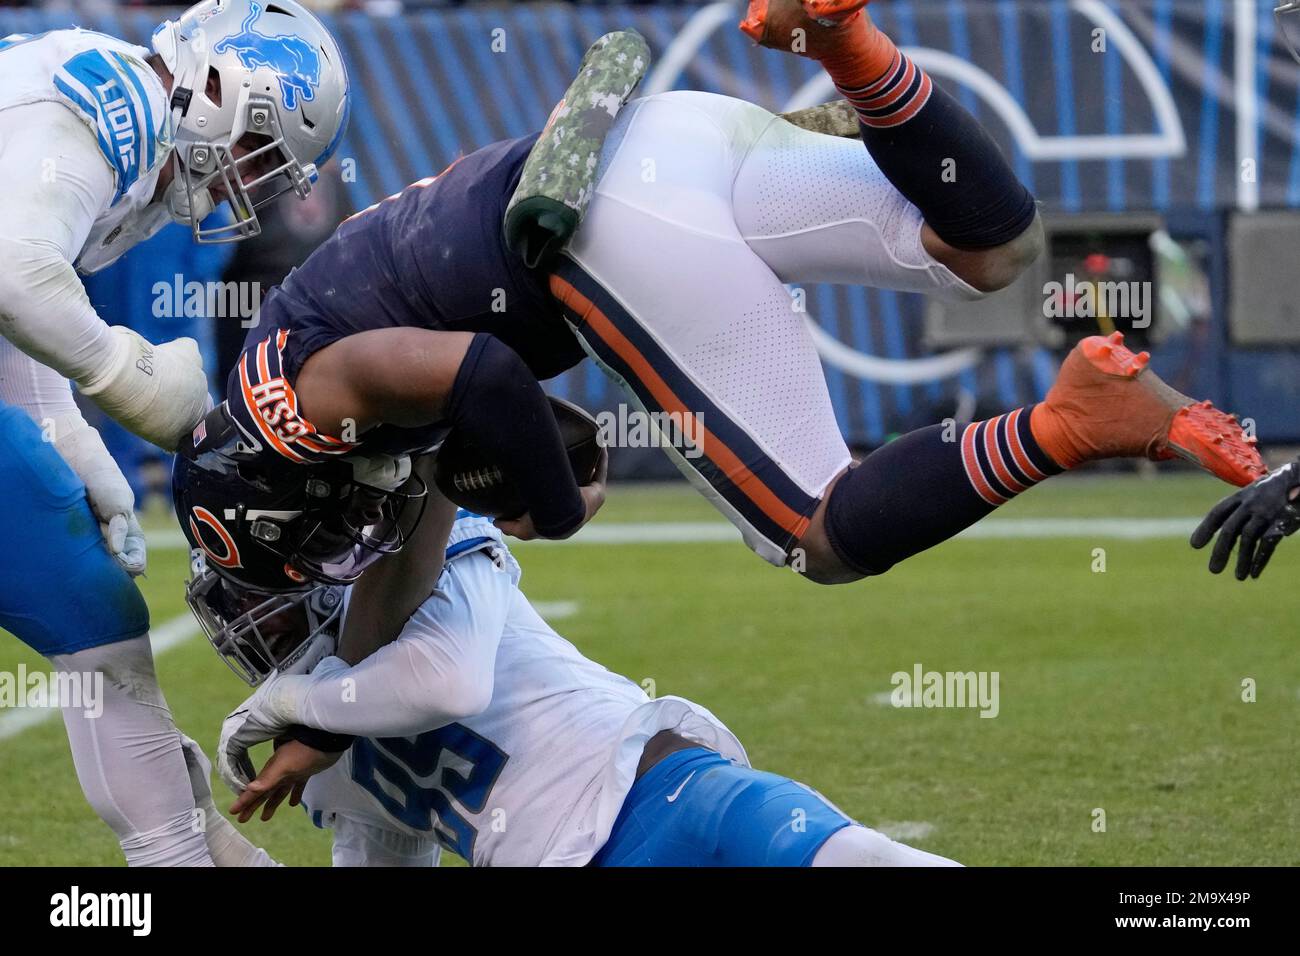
top-left (213, 3), bottom-right (320, 112)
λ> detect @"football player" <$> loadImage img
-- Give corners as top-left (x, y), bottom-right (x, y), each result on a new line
top-left (1191, 456), bottom-right (1300, 580)
top-left (173, 0), bottom-right (1262, 605)
top-left (0, 0), bottom-right (349, 865)
top-left (184, 510), bottom-right (959, 867)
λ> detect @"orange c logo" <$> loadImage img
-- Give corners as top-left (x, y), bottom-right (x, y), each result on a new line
top-left (190, 507), bottom-right (242, 569)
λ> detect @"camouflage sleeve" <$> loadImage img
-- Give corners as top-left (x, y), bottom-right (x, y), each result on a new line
top-left (504, 29), bottom-right (650, 270)
top-left (778, 100), bottom-right (863, 139)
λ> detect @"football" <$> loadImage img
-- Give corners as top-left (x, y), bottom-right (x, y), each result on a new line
top-left (433, 395), bottom-right (603, 519)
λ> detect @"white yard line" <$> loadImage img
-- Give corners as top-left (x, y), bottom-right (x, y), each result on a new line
top-left (0, 613), bottom-right (199, 741)
top-left (879, 821), bottom-right (937, 842)
top-left (531, 600), bottom-right (580, 621)
top-left (146, 517), bottom-right (1204, 552)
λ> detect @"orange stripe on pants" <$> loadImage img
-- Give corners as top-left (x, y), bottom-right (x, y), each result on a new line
top-left (550, 274), bottom-right (811, 542)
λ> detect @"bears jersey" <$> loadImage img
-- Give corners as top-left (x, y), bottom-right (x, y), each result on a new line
top-left (0, 29), bottom-right (172, 273)
top-left (302, 515), bottom-right (748, 867)
top-left (228, 133), bottom-right (588, 465)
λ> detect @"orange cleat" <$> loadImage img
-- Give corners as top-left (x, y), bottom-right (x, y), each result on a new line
top-left (1030, 332), bottom-right (1266, 487)
top-left (741, 0), bottom-right (871, 56)
top-left (803, 0), bottom-right (874, 24)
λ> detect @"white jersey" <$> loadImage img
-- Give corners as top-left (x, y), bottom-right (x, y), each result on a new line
top-left (0, 28), bottom-right (172, 272)
top-left (300, 515), bottom-right (748, 867)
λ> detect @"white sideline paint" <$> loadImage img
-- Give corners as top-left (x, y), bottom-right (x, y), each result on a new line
top-left (0, 603), bottom-right (582, 742)
top-left (879, 821), bottom-right (937, 842)
top-left (532, 600), bottom-right (580, 621)
top-left (0, 613), bottom-right (200, 741)
top-left (146, 517), bottom-right (1204, 551)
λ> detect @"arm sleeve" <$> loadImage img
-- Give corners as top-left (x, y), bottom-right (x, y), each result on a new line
top-left (266, 548), bottom-right (517, 738)
top-left (0, 101), bottom-right (122, 384)
top-left (0, 337), bottom-right (81, 424)
top-left (446, 333), bottom-right (586, 537)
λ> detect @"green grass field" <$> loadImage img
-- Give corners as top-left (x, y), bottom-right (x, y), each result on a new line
top-left (2, 473), bottom-right (1298, 866)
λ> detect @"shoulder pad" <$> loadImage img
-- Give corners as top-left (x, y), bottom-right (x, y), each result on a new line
top-left (53, 47), bottom-right (162, 201)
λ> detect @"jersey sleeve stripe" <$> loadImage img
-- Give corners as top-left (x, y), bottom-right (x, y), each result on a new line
top-left (110, 50), bottom-right (158, 171)
top-left (55, 49), bottom-right (146, 201)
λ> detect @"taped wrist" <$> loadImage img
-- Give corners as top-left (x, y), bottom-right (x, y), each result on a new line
top-left (447, 333), bottom-right (585, 537)
top-left (278, 724), bottom-right (356, 754)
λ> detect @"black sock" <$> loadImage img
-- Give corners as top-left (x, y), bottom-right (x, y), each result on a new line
top-left (836, 50), bottom-right (1037, 250)
top-left (825, 406), bottom-right (1061, 576)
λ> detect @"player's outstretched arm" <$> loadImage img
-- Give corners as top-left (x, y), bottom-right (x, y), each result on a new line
top-left (1191, 458), bottom-right (1300, 580)
top-left (0, 102), bottom-right (209, 451)
top-left (296, 326), bottom-right (604, 539)
top-left (222, 545), bottom-right (518, 818)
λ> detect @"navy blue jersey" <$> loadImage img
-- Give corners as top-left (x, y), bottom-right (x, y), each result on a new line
top-left (227, 133), bottom-right (586, 464)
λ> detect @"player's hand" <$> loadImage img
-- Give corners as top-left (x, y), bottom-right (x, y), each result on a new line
top-left (229, 739), bottom-right (341, 823)
top-left (495, 446), bottom-right (608, 541)
top-left (178, 733), bottom-right (215, 806)
top-left (77, 327), bottom-right (211, 452)
top-left (51, 414), bottom-right (147, 575)
top-left (217, 679), bottom-right (298, 795)
top-left (1190, 458), bottom-right (1300, 580)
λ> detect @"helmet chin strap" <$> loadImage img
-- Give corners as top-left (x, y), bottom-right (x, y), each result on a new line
top-left (165, 155), bottom-right (215, 227)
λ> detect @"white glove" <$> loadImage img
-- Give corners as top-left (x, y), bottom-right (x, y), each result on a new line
top-left (217, 675), bottom-right (300, 795)
top-left (179, 732), bottom-right (215, 808)
top-left (51, 413), bottom-right (146, 575)
top-left (180, 732), bottom-right (282, 867)
top-left (76, 326), bottom-right (210, 452)
top-left (216, 656), bottom-right (349, 794)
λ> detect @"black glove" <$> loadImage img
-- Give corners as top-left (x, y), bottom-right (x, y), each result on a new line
top-left (1190, 458), bottom-right (1300, 580)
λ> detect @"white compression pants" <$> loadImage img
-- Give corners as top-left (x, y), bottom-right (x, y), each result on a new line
top-left (558, 91), bottom-right (982, 565)
top-left (811, 824), bottom-right (961, 867)
top-left (52, 637), bottom-right (214, 866)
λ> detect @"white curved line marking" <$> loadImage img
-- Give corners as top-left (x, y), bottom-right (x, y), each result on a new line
top-left (645, 0), bottom-right (1191, 160)
top-left (644, 2), bottom-right (738, 97)
top-left (805, 317), bottom-right (983, 384)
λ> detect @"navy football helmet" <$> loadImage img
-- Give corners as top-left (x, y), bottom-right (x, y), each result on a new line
top-left (172, 402), bottom-right (427, 592)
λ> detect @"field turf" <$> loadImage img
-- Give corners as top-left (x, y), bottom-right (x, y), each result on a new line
top-left (1, 473), bottom-right (1297, 866)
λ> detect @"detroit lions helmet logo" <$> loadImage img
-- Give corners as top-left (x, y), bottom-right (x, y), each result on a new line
top-left (213, 2), bottom-right (320, 111)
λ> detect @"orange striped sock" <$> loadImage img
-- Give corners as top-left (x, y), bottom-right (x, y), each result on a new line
top-left (958, 407), bottom-right (1064, 507)
top-left (817, 12), bottom-right (899, 89)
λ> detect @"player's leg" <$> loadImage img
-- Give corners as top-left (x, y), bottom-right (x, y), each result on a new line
top-left (556, 93), bottom-right (1046, 574)
top-left (810, 822), bottom-right (959, 867)
top-left (591, 747), bottom-right (958, 867)
top-left (796, 331), bottom-right (1267, 583)
top-left (556, 95), bottom-right (851, 565)
top-left (0, 403), bottom-right (212, 866)
top-left (559, 92), bottom-right (1261, 583)
top-left (741, 0), bottom-right (1042, 290)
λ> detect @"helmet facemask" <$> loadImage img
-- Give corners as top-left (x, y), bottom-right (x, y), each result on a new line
top-left (276, 469), bottom-right (429, 586)
top-left (187, 565), bottom-right (344, 686)
top-left (172, 96), bottom-right (317, 243)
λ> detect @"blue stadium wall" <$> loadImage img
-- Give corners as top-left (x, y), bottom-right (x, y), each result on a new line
top-left (4, 0), bottom-right (1298, 445)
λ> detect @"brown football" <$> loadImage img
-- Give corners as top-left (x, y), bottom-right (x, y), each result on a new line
top-left (433, 396), bottom-right (602, 519)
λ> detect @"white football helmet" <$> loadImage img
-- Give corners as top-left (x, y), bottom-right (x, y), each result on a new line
top-left (152, 0), bottom-right (350, 242)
